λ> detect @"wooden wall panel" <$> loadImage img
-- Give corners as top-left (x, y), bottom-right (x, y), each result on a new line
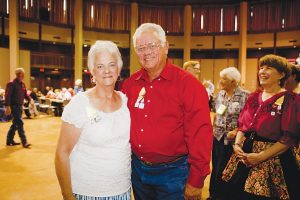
top-left (247, 33), bottom-right (274, 48)
top-left (19, 21), bottom-right (39, 40)
top-left (277, 30), bottom-right (300, 47)
top-left (191, 36), bottom-right (213, 49)
top-left (83, 31), bottom-right (129, 48)
top-left (41, 25), bottom-right (72, 43)
top-left (215, 35), bottom-right (239, 49)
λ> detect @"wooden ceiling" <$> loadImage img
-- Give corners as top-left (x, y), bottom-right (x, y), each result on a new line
top-left (125, 0), bottom-right (261, 6)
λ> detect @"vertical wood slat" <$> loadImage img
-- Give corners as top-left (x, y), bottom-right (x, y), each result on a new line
top-left (139, 5), bottom-right (184, 34)
top-left (192, 4), bottom-right (239, 34)
top-left (83, 0), bottom-right (130, 31)
top-left (0, 0), bottom-right (7, 14)
top-left (19, 0), bottom-right (37, 19)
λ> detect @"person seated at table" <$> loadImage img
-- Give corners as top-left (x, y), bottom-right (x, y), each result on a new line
top-left (46, 87), bottom-right (56, 99)
top-left (30, 88), bottom-right (39, 103)
top-left (57, 88), bottom-right (72, 101)
top-left (68, 88), bottom-right (75, 97)
top-left (37, 90), bottom-right (44, 97)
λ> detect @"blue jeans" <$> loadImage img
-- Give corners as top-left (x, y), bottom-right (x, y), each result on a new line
top-left (131, 154), bottom-right (189, 200)
top-left (6, 105), bottom-right (28, 145)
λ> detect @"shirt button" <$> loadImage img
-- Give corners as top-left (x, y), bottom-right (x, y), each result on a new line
top-left (250, 123), bottom-right (253, 126)
top-left (145, 114), bottom-right (148, 117)
top-left (141, 129), bottom-right (144, 132)
top-left (150, 86), bottom-right (153, 89)
top-left (158, 78), bottom-right (161, 81)
top-left (140, 156), bottom-right (143, 159)
top-left (254, 113), bottom-right (257, 117)
top-left (147, 100), bottom-right (150, 103)
top-left (138, 144), bottom-right (142, 147)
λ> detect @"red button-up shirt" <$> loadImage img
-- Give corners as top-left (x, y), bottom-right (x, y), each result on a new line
top-left (5, 78), bottom-right (30, 106)
top-left (122, 60), bottom-right (213, 187)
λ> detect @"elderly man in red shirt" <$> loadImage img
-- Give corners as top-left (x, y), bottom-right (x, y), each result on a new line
top-left (122, 23), bottom-right (213, 200)
top-left (5, 68), bottom-right (32, 148)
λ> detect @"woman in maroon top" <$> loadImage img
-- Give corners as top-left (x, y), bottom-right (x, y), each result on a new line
top-left (222, 55), bottom-right (300, 200)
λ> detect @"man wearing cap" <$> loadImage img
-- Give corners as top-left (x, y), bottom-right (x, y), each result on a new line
top-left (5, 68), bottom-right (32, 148)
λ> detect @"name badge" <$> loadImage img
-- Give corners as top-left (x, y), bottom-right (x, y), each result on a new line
top-left (135, 87), bottom-right (146, 109)
top-left (216, 104), bottom-right (227, 115)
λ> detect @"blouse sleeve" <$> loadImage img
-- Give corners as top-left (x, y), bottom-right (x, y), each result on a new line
top-left (61, 93), bottom-right (87, 129)
top-left (118, 91), bottom-right (128, 105)
top-left (280, 93), bottom-right (300, 142)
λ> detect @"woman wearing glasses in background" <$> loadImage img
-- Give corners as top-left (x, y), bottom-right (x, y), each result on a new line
top-left (183, 60), bottom-right (201, 80)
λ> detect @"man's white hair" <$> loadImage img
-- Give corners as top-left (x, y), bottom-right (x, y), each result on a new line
top-left (15, 68), bottom-right (25, 74)
top-left (220, 67), bottom-right (241, 83)
top-left (133, 23), bottom-right (166, 48)
top-left (87, 40), bottom-right (123, 74)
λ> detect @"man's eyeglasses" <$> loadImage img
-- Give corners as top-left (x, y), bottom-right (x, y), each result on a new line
top-left (135, 42), bottom-right (161, 54)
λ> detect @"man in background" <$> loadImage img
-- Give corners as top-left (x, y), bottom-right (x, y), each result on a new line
top-left (5, 68), bottom-right (32, 148)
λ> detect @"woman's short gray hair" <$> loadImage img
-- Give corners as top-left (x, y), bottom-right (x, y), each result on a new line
top-left (220, 67), bottom-right (241, 83)
top-left (88, 41), bottom-right (123, 74)
top-left (133, 23), bottom-right (166, 48)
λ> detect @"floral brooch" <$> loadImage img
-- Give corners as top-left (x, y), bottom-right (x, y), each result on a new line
top-left (86, 106), bottom-right (102, 124)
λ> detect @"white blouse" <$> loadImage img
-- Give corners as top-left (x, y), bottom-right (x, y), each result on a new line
top-left (61, 91), bottom-right (131, 197)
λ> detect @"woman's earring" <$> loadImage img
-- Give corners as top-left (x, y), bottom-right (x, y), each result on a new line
top-left (91, 76), bottom-right (96, 84)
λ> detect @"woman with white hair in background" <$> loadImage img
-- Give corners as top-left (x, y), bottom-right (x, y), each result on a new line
top-left (55, 41), bottom-right (131, 200)
top-left (74, 79), bottom-right (84, 95)
top-left (208, 67), bottom-right (249, 200)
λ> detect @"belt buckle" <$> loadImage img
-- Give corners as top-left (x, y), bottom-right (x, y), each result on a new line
top-left (143, 160), bottom-right (153, 166)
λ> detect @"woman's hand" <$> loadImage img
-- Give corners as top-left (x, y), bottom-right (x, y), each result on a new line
top-left (242, 152), bottom-right (264, 167)
top-left (233, 144), bottom-right (244, 158)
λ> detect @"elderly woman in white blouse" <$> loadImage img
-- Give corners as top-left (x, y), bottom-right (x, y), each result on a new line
top-left (55, 41), bottom-right (131, 200)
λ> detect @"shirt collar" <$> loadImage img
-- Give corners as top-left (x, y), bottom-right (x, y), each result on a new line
top-left (135, 58), bottom-right (173, 82)
top-left (13, 78), bottom-right (22, 84)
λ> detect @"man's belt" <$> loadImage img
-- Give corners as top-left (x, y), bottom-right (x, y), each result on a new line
top-left (134, 154), bottom-right (187, 166)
